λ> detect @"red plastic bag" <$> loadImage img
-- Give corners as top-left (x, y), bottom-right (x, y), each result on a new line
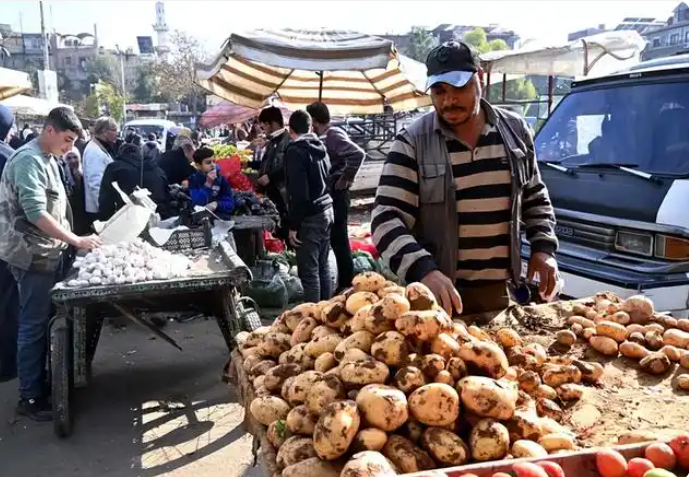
top-left (217, 156), bottom-right (241, 178)
top-left (263, 230), bottom-right (285, 253)
top-left (350, 238), bottom-right (378, 258)
top-left (228, 173), bottom-right (253, 191)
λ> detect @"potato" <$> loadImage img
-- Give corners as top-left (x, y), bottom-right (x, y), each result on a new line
top-left (378, 285), bottom-right (406, 299)
top-left (568, 316), bottom-right (596, 329)
top-left (644, 323), bottom-right (665, 335)
top-left (405, 282), bottom-right (438, 311)
top-left (395, 309), bottom-right (452, 342)
top-left (619, 341), bottom-right (651, 360)
top-left (618, 430), bottom-right (660, 445)
top-left (243, 353), bottom-right (264, 373)
top-left (380, 293), bottom-right (411, 321)
top-left (420, 427), bottom-right (470, 466)
top-left (276, 436), bottom-right (317, 470)
top-left (311, 325), bottom-right (338, 340)
top-left (627, 323), bottom-right (645, 334)
top-left (394, 366), bottom-right (427, 394)
top-left (282, 457), bottom-right (341, 477)
top-left (596, 321), bottom-right (628, 343)
top-left (244, 326), bottom-right (272, 346)
top-left (321, 302), bottom-right (350, 329)
top-left (557, 383), bottom-right (584, 401)
top-left (573, 361), bottom-right (604, 384)
top-left (518, 371), bottom-right (541, 392)
top-left (458, 341), bottom-right (509, 379)
top-left (287, 405), bottom-right (319, 435)
top-left (306, 374), bottom-right (346, 415)
top-left (570, 323), bottom-right (584, 338)
top-left (351, 428), bottom-right (388, 453)
top-left (589, 336), bottom-right (619, 356)
top-left (676, 375), bottom-right (689, 391)
top-left (536, 398), bottom-right (563, 422)
top-left (264, 364), bottom-right (302, 392)
top-left (586, 309), bottom-right (598, 320)
top-left (572, 303), bottom-right (590, 315)
top-left (251, 359), bottom-right (277, 377)
top-left (664, 329), bottom-right (689, 349)
top-left (468, 325), bottom-right (492, 342)
top-left (496, 328), bottom-right (523, 348)
top-left (314, 352), bottom-right (338, 373)
top-left (556, 330), bottom-right (577, 347)
top-left (458, 376), bottom-right (518, 420)
top-left (255, 386), bottom-right (271, 397)
top-left (512, 440), bottom-right (549, 459)
top-left (645, 330), bottom-right (665, 351)
top-left (340, 349), bottom-right (373, 364)
top-left (253, 375), bottom-right (266, 390)
top-left (533, 384), bottom-right (558, 400)
top-left (291, 317), bottom-right (319, 346)
top-left (538, 433), bottom-right (576, 452)
top-left (640, 352), bottom-right (672, 375)
top-left (250, 396), bottom-right (291, 426)
top-left (507, 409), bottom-right (543, 441)
top-left (681, 351), bottom-right (689, 369)
top-left (654, 314), bottom-right (679, 330)
top-left (408, 383), bottom-right (460, 426)
top-left (279, 343), bottom-right (315, 369)
top-left (523, 343), bottom-right (548, 365)
top-left (356, 384), bottom-right (408, 431)
top-left (239, 344), bottom-right (260, 359)
top-left (382, 434), bottom-right (435, 473)
top-left (284, 371), bottom-right (324, 407)
top-left (335, 331), bottom-right (375, 361)
top-left (622, 295), bottom-right (654, 324)
top-left (340, 360), bottom-right (390, 387)
top-left (353, 272), bottom-right (387, 293)
top-left (363, 304), bottom-right (396, 335)
top-left (608, 311), bottom-right (631, 325)
top-left (469, 419), bottom-right (510, 462)
top-left (371, 331), bottom-right (409, 367)
top-left (341, 451), bottom-right (397, 477)
top-left (313, 400), bottom-right (360, 460)
top-left (305, 333), bottom-right (344, 358)
top-left (629, 332), bottom-right (646, 345)
top-left (583, 328), bottom-right (597, 340)
top-left (678, 319), bottom-right (689, 332)
top-left (542, 365), bottom-right (582, 388)
top-left (420, 354), bottom-right (446, 380)
top-left (430, 333), bottom-right (461, 360)
top-left (267, 420), bottom-right (291, 449)
top-left (346, 292), bottom-right (380, 316)
top-left (282, 310), bottom-right (306, 333)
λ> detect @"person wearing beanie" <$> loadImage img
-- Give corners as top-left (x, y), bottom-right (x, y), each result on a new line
top-left (187, 147), bottom-right (235, 219)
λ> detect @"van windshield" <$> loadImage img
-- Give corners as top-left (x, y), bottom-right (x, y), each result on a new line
top-left (535, 81), bottom-right (689, 175)
top-left (126, 125), bottom-right (165, 139)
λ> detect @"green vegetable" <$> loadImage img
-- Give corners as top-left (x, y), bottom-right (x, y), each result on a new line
top-left (275, 419), bottom-right (288, 438)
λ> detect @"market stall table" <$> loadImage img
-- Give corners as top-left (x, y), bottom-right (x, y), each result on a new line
top-left (48, 239), bottom-right (260, 438)
top-left (231, 215), bottom-right (279, 266)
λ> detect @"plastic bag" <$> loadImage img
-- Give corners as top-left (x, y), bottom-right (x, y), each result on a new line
top-left (352, 250), bottom-right (378, 275)
top-left (279, 271), bottom-right (304, 303)
top-left (242, 274), bottom-right (288, 310)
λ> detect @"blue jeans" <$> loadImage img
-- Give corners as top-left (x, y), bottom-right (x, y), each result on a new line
top-left (296, 208), bottom-right (334, 303)
top-left (0, 260), bottom-right (19, 378)
top-left (10, 265), bottom-right (60, 400)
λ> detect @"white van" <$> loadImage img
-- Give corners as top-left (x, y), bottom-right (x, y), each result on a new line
top-left (124, 119), bottom-right (179, 152)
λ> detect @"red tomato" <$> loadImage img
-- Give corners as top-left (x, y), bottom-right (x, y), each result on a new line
top-left (669, 433), bottom-right (689, 469)
top-left (645, 443), bottom-right (677, 469)
top-left (536, 461), bottom-right (566, 477)
top-left (512, 462), bottom-right (550, 477)
top-left (595, 449), bottom-right (628, 477)
top-left (627, 457), bottom-right (655, 477)
top-left (492, 473), bottom-right (512, 477)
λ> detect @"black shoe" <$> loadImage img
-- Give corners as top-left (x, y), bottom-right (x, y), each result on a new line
top-left (17, 398), bottom-right (53, 422)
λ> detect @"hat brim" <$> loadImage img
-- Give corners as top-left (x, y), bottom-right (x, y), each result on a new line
top-left (426, 71), bottom-right (474, 91)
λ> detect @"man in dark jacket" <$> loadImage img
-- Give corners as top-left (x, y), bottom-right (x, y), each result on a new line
top-left (284, 110), bottom-right (334, 303)
top-left (307, 102), bottom-right (365, 291)
top-left (157, 135), bottom-right (196, 185)
top-left (0, 104), bottom-right (19, 382)
top-left (98, 141), bottom-right (172, 221)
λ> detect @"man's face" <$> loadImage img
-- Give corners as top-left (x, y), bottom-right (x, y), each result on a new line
top-left (45, 126), bottom-right (78, 156)
top-left (103, 126), bottom-right (119, 144)
top-left (261, 121), bottom-right (276, 136)
top-left (430, 75), bottom-right (481, 127)
top-left (64, 151), bottom-right (80, 169)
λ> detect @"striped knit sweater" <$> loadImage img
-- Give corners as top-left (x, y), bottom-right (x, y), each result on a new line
top-left (372, 111), bottom-right (558, 287)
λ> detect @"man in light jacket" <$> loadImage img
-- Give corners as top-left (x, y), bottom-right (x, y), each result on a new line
top-left (82, 116), bottom-right (119, 225)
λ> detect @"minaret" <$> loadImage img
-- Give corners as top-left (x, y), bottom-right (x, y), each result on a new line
top-left (153, 1), bottom-right (170, 60)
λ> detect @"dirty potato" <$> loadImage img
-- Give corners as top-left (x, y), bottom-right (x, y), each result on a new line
top-left (405, 282), bottom-right (438, 311)
top-left (394, 366), bottom-right (427, 394)
top-left (458, 341), bottom-right (509, 379)
top-left (286, 405), bottom-right (319, 435)
top-left (420, 427), bottom-right (470, 466)
top-left (264, 363), bottom-right (302, 392)
top-left (496, 328), bottom-right (523, 348)
top-left (314, 352), bottom-right (338, 373)
top-left (382, 435), bottom-right (435, 474)
top-left (408, 383), bottom-right (460, 427)
top-left (305, 374), bottom-right (346, 415)
top-left (352, 272), bottom-right (387, 293)
top-left (313, 400), bottom-right (361, 460)
top-left (356, 384), bottom-right (409, 431)
top-left (395, 309), bottom-right (453, 342)
top-left (340, 360), bottom-right (390, 387)
top-left (276, 436), bottom-right (317, 470)
top-left (371, 331), bottom-right (409, 367)
top-left (250, 396), bottom-right (291, 426)
top-left (351, 428), bottom-right (388, 453)
top-left (469, 419), bottom-right (510, 462)
top-left (380, 293), bottom-right (411, 320)
top-left (458, 376), bottom-right (518, 420)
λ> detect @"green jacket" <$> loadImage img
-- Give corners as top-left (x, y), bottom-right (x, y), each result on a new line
top-left (0, 139), bottom-right (71, 272)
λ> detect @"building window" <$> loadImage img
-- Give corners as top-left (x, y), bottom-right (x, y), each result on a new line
top-left (653, 37), bottom-right (661, 47)
top-left (671, 33), bottom-right (679, 45)
top-left (64, 57), bottom-right (72, 65)
top-left (685, 31), bottom-right (689, 43)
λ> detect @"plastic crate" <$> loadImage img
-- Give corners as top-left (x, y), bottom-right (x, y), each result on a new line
top-left (143, 219), bottom-right (212, 252)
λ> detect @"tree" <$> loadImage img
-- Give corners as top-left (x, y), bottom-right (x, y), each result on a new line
top-left (80, 82), bottom-right (126, 123)
top-left (84, 53), bottom-right (118, 87)
top-left (405, 27), bottom-right (438, 62)
top-left (463, 28), bottom-right (491, 54)
top-left (153, 30), bottom-right (207, 120)
top-left (0, 33), bottom-right (10, 67)
top-left (488, 39), bottom-right (509, 51)
top-left (132, 62), bottom-right (164, 103)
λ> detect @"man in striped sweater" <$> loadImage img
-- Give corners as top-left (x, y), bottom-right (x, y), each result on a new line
top-left (372, 40), bottom-right (559, 316)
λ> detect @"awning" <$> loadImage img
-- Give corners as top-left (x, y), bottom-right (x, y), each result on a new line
top-left (0, 67), bottom-right (32, 100)
top-left (480, 31), bottom-right (646, 78)
top-left (196, 29), bottom-right (431, 116)
top-left (199, 100), bottom-right (291, 129)
top-left (1, 94), bottom-right (73, 117)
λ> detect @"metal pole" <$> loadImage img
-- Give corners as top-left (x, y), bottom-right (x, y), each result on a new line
top-left (318, 71), bottom-right (324, 102)
top-left (39, 1), bottom-right (49, 70)
top-left (501, 73), bottom-right (507, 103)
top-left (547, 75), bottom-right (554, 115)
top-left (117, 46), bottom-right (127, 125)
top-left (485, 72), bottom-right (491, 101)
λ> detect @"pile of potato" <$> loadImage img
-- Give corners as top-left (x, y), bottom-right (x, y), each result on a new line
top-left (564, 293), bottom-right (689, 388)
top-left (238, 272), bottom-right (609, 477)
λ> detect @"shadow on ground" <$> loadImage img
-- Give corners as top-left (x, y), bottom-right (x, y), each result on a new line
top-left (0, 319), bottom-right (259, 477)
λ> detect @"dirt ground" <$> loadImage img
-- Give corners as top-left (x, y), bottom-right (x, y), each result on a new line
top-left (0, 319), bottom-right (262, 477)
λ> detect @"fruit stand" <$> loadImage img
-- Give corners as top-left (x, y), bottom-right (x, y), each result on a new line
top-left (228, 273), bottom-right (689, 477)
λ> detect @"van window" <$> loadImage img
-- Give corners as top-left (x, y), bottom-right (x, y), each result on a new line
top-left (535, 81), bottom-right (689, 174)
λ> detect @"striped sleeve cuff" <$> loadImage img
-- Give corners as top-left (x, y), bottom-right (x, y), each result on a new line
top-left (531, 240), bottom-right (557, 256)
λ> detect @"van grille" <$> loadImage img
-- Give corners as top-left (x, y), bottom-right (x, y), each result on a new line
top-left (555, 218), bottom-right (616, 251)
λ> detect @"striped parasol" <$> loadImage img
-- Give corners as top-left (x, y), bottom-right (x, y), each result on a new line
top-left (196, 29), bottom-right (431, 116)
top-left (0, 67), bottom-right (32, 100)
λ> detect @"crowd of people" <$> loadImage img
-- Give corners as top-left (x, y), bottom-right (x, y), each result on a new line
top-left (0, 99), bottom-right (365, 422)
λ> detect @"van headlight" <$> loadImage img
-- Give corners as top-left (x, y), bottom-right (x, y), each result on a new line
top-left (615, 231), bottom-right (653, 257)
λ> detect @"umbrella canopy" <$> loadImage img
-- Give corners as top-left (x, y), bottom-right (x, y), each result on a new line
top-left (196, 28), bottom-right (431, 116)
top-left (0, 67), bottom-right (32, 100)
top-left (1, 94), bottom-right (73, 117)
top-left (199, 100), bottom-right (291, 129)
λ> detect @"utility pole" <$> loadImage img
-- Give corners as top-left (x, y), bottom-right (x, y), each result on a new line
top-left (115, 45), bottom-right (127, 125)
top-left (39, 1), bottom-right (49, 70)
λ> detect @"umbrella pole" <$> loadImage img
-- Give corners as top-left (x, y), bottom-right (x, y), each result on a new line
top-left (318, 71), bottom-right (324, 102)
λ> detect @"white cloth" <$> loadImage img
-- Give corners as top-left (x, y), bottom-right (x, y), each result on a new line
top-left (82, 139), bottom-right (114, 213)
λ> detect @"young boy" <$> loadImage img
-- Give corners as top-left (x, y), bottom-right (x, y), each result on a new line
top-left (188, 147), bottom-right (235, 219)
top-left (284, 110), bottom-right (334, 302)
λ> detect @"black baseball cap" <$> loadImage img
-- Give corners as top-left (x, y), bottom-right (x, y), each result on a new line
top-left (425, 40), bottom-right (479, 91)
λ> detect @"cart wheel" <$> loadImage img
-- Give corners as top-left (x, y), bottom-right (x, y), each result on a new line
top-left (50, 316), bottom-right (74, 438)
top-left (237, 297), bottom-right (262, 332)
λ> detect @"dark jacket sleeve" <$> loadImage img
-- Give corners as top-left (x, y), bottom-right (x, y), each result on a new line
top-left (284, 147), bottom-right (309, 230)
top-left (327, 127), bottom-right (365, 182)
top-left (98, 163), bottom-right (119, 221)
top-left (188, 172), bottom-right (213, 207)
top-left (216, 176), bottom-right (235, 215)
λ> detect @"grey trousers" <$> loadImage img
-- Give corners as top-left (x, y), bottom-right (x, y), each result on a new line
top-left (296, 208), bottom-right (334, 303)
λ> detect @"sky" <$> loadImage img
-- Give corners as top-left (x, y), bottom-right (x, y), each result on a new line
top-left (0, 0), bottom-right (681, 56)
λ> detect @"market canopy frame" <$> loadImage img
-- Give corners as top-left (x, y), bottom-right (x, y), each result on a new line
top-left (196, 28), bottom-right (431, 116)
top-left (0, 67), bottom-right (32, 100)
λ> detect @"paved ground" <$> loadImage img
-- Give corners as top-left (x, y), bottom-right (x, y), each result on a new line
top-left (0, 319), bottom-right (262, 477)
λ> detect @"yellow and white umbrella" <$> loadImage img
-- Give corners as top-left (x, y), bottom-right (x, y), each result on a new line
top-left (0, 66), bottom-right (32, 100)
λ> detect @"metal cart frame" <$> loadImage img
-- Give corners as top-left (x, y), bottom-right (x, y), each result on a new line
top-left (48, 241), bottom-right (261, 438)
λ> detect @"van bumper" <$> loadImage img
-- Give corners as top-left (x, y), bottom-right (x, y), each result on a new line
top-left (521, 246), bottom-right (689, 317)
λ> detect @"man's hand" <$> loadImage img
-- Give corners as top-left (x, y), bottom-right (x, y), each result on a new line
top-left (335, 176), bottom-right (351, 191)
top-left (527, 252), bottom-right (560, 301)
top-left (288, 230), bottom-right (302, 248)
top-left (421, 270), bottom-right (463, 316)
top-left (251, 137), bottom-right (266, 148)
top-left (207, 201), bottom-right (218, 212)
top-left (74, 234), bottom-right (103, 250)
top-left (205, 169), bottom-right (217, 186)
top-left (257, 175), bottom-right (270, 186)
